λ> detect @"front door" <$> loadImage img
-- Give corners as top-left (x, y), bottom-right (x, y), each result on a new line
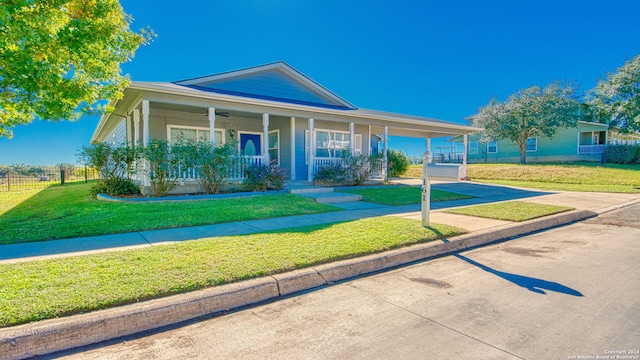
top-left (240, 133), bottom-right (262, 156)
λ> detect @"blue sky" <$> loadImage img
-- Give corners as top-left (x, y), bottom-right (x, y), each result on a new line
top-left (1, 0), bottom-right (639, 165)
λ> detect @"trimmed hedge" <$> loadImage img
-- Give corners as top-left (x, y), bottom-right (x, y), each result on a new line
top-left (604, 144), bottom-right (640, 164)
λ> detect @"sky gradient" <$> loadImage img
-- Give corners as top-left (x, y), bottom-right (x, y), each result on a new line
top-left (1, 0), bottom-right (639, 165)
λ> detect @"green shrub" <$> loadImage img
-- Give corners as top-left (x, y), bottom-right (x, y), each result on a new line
top-left (141, 140), bottom-right (198, 196)
top-left (314, 163), bottom-right (350, 186)
top-left (605, 144), bottom-right (639, 164)
top-left (77, 142), bottom-right (138, 182)
top-left (244, 161), bottom-right (285, 191)
top-left (342, 152), bottom-right (382, 186)
top-left (193, 141), bottom-right (236, 194)
top-left (387, 149), bottom-right (410, 177)
top-left (90, 178), bottom-right (140, 196)
top-left (78, 142), bottom-right (139, 197)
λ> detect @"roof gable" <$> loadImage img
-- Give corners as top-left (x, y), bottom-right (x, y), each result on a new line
top-left (174, 62), bottom-right (356, 110)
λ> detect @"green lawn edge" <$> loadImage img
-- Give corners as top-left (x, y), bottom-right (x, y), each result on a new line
top-left (0, 217), bottom-right (466, 328)
top-left (339, 186), bottom-right (474, 206)
top-left (0, 183), bottom-right (339, 244)
top-left (445, 201), bottom-right (574, 222)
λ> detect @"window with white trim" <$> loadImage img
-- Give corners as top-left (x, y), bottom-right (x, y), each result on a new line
top-left (526, 137), bottom-right (537, 152)
top-left (268, 130), bottom-right (279, 164)
top-left (316, 130), bottom-right (350, 157)
top-left (487, 141), bottom-right (498, 154)
top-left (468, 141), bottom-right (479, 155)
top-left (168, 126), bottom-right (224, 144)
top-left (305, 130), bottom-right (362, 163)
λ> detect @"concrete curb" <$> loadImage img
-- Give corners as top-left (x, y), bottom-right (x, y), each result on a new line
top-left (0, 209), bottom-right (598, 360)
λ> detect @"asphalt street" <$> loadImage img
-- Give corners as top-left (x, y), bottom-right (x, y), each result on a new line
top-left (48, 204), bottom-right (640, 360)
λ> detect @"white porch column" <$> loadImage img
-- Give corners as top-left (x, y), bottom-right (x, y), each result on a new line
top-left (383, 126), bottom-right (389, 181)
top-left (367, 125), bottom-right (372, 155)
top-left (126, 115), bottom-right (132, 147)
top-left (308, 118), bottom-right (315, 182)
top-left (133, 109), bottom-right (140, 147)
top-left (208, 107), bottom-right (216, 147)
top-left (142, 100), bottom-right (150, 147)
top-left (349, 122), bottom-right (356, 155)
top-left (262, 113), bottom-right (270, 164)
top-left (141, 100), bottom-right (150, 187)
top-left (462, 134), bottom-right (468, 180)
top-left (290, 117), bottom-right (296, 180)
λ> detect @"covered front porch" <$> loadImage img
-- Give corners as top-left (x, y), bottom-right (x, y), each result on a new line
top-left (97, 97), bottom-right (474, 193)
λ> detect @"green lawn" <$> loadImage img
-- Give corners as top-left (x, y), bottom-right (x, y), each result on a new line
top-left (339, 186), bottom-right (474, 205)
top-left (445, 201), bottom-right (574, 221)
top-left (0, 217), bottom-right (465, 328)
top-left (404, 162), bottom-right (640, 193)
top-left (0, 183), bottom-right (337, 244)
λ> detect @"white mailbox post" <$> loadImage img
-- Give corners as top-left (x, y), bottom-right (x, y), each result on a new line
top-left (421, 151), bottom-right (432, 227)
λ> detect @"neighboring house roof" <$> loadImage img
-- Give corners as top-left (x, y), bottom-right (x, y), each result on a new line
top-left (92, 62), bottom-right (481, 141)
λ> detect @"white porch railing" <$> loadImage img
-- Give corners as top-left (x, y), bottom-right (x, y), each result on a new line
top-left (312, 157), bottom-right (343, 175)
top-left (578, 145), bottom-right (605, 154)
top-left (136, 155), bottom-right (266, 184)
top-left (226, 155), bottom-right (264, 180)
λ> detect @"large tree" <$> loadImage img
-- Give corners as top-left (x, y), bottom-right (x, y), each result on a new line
top-left (0, 0), bottom-right (153, 137)
top-left (589, 54), bottom-right (640, 132)
top-left (470, 82), bottom-right (580, 164)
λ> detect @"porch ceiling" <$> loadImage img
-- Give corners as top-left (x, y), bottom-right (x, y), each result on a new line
top-left (150, 101), bottom-right (262, 120)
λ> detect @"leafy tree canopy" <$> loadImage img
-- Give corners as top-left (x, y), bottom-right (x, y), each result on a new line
top-left (0, 0), bottom-right (153, 137)
top-left (470, 82), bottom-right (580, 164)
top-left (589, 54), bottom-right (640, 132)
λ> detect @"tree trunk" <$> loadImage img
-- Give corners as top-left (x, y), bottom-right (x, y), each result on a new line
top-left (519, 144), bottom-right (527, 164)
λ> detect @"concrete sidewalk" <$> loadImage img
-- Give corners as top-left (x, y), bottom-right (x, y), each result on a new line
top-left (1, 182), bottom-right (639, 359)
top-left (1, 182), bottom-right (638, 263)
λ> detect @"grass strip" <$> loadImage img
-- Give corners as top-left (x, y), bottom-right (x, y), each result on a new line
top-left (339, 186), bottom-right (474, 205)
top-left (445, 201), bottom-right (574, 222)
top-left (0, 183), bottom-right (338, 244)
top-left (403, 163), bottom-right (640, 193)
top-left (0, 217), bottom-right (465, 328)
top-left (472, 179), bottom-right (640, 193)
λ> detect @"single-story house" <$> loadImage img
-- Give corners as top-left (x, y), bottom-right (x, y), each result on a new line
top-left (92, 61), bottom-right (479, 192)
top-left (447, 121), bottom-right (640, 164)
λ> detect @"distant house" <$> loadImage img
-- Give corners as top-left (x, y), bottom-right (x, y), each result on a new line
top-left (92, 61), bottom-right (479, 192)
top-left (447, 121), bottom-right (640, 164)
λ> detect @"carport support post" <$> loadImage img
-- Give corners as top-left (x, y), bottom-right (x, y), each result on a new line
top-left (421, 150), bottom-right (432, 227)
top-left (383, 126), bottom-right (389, 181)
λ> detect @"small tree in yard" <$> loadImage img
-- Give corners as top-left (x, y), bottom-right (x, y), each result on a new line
top-left (589, 54), bottom-right (640, 132)
top-left (470, 82), bottom-right (580, 164)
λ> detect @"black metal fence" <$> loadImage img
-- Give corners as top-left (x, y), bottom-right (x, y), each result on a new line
top-left (0, 165), bottom-right (98, 192)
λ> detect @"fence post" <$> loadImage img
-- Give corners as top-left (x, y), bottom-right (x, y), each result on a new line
top-left (7, 168), bottom-right (10, 191)
top-left (60, 166), bottom-right (65, 185)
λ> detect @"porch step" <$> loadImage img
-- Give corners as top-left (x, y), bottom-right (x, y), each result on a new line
top-left (289, 187), bottom-right (334, 195)
top-left (302, 191), bottom-right (362, 204)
